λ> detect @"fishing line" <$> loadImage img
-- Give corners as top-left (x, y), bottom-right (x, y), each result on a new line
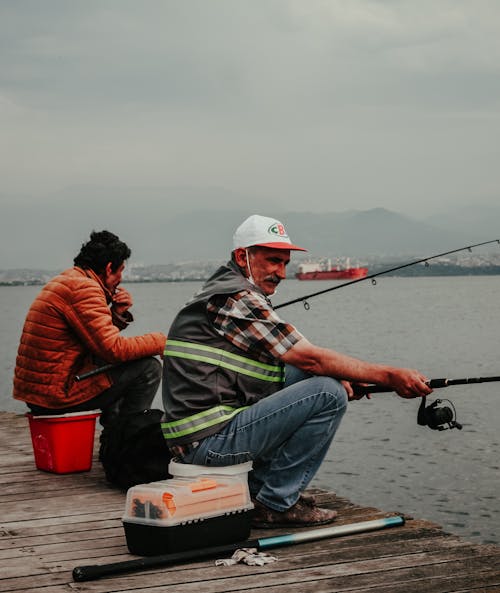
top-left (275, 239), bottom-right (500, 310)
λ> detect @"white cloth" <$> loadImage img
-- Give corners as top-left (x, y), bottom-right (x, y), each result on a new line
top-left (215, 548), bottom-right (278, 567)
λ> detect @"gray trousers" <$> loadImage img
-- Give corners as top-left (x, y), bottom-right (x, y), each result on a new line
top-left (27, 357), bottom-right (162, 427)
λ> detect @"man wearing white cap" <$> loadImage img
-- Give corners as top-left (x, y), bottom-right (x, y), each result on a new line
top-left (161, 215), bottom-right (432, 528)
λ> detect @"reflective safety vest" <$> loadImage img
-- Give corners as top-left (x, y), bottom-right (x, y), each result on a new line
top-left (161, 263), bottom-right (285, 445)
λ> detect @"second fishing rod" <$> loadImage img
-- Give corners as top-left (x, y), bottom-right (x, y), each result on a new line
top-left (75, 238), bottom-right (500, 382)
top-left (275, 239), bottom-right (500, 310)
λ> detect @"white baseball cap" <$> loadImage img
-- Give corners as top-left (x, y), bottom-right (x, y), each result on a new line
top-left (232, 214), bottom-right (307, 252)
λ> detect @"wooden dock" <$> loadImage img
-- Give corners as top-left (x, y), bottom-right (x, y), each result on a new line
top-left (1, 411), bottom-right (499, 592)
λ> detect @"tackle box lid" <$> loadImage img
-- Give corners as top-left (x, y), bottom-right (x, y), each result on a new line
top-left (123, 473), bottom-right (253, 527)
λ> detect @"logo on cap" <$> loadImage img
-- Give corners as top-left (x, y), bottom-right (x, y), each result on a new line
top-left (268, 223), bottom-right (288, 238)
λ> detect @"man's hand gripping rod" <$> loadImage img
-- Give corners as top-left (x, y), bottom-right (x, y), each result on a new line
top-left (357, 375), bottom-right (500, 394)
top-left (356, 375), bottom-right (500, 431)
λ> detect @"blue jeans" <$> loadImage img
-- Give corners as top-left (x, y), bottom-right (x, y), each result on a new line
top-left (181, 367), bottom-right (348, 512)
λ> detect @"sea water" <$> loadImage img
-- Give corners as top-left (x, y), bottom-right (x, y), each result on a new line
top-left (2, 276), bottom-right (499, 544)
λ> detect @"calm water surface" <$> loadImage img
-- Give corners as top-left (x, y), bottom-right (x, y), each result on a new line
top-left (2, 277), bottom-right (499, 544)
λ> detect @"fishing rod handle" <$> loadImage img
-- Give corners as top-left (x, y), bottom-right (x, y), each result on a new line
top-left (73, 560), bottom-right (144, 582)
top-left (75, 364), bottom-right (117, 382)
top-left (356, 378), bottom-right (449, 394)
top-left (358, 374), bottom-right (500, 394)
top-left (72, 539), bottom-right (260, 582)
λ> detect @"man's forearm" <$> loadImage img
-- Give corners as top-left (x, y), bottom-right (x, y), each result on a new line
top-left (283, 339), bottom-right (392, 384)
top-left (280, 337), bottom-right (431, 398)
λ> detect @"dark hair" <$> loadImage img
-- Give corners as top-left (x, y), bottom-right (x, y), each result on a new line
top-left (73, 230), bottom-right (131, 274)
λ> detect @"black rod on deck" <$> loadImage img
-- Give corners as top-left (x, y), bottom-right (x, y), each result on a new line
top-left (72, 516), bottom-right (404, 582)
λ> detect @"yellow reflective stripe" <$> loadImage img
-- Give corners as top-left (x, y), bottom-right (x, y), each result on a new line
top-left (161, 405), bottom-right (248, 439)
top-left (167, 340), bottom-right (282, 372)
top-left (166, 350), bottom-right (283, 382)
top-left (165, 340), bottom-right (284, 383)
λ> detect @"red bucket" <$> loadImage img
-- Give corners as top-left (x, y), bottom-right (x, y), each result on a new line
top-left (26, 411), bottom-right (100, 474)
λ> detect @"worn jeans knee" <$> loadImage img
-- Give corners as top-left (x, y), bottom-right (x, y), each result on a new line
top-left (308, 375), bottom-right (348, 415)
top-left (182, 374), bottom-right (347, 510)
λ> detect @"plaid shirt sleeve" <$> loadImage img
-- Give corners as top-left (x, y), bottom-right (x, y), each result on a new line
top-left (207, 289), bottom-right (303, 362)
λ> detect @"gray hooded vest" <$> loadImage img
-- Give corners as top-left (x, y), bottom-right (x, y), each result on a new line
top-left (161, 262), bottom-right (285, 445)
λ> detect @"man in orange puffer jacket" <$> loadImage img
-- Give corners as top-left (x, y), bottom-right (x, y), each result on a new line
top-left (13, 230), bottom-right (167, 429)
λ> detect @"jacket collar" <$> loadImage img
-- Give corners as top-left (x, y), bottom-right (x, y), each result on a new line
top-left (76, 267), bottom-right (113, 303)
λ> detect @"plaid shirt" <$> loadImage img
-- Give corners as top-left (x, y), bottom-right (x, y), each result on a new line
top-left (207, 289), bottom-right (303, 363)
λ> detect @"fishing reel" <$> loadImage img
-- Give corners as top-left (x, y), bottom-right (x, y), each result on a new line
top-left (417, 396), bottom-right (462, 431)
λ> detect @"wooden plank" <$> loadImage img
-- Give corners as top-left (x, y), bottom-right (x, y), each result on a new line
top-left (9, 551), bottom-right (497, 593)
top-left (0, 411), bottom-right (499, 593)
top-left (2, 538), bottom-right (499, 593)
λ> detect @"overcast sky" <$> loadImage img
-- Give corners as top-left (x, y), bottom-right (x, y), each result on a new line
top-left (1, 1), bottom-right (499, 267)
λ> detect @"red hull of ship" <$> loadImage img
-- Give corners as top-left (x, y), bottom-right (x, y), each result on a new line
top-left (295, 267), bottom-right (368, 281)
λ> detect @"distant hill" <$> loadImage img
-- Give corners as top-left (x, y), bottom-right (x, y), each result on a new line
top-left (273, 209), bottom-right (463, 258)
top-left (1, 185), bottom-right (498, 268)
top-left (150, 207), bottom-right (495, 262)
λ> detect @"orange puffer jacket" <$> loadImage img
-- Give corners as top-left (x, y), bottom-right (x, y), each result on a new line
top-left (13, 267), bottom-right (167, 408)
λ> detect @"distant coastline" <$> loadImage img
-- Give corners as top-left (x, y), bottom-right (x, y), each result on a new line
top-left (2, 260), bottom-right (500, 286)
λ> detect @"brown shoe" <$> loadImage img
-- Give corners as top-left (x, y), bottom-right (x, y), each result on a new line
top-left (251, 497), bottom-right (338, 529)
top-left (298, 493), bottom-right (318, 505)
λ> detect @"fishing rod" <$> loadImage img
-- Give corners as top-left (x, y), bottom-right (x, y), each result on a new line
top-left (357, 374), bottom-right (500, 394)
top-left (357, 374), bottom-right (500, 431)
top-left (72, 515), bottom-right (404, 581)
top-left (75, 364), bottom-right (117, 381)
top-left (275, 239), bottom-right (500, 310)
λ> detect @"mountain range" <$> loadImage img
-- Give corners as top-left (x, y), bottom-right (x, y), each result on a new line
top-left (1, 185), bottom-right (499, 268)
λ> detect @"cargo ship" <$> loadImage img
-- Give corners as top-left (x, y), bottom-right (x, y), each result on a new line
top-left (295, 258), bottom-right (368, 281)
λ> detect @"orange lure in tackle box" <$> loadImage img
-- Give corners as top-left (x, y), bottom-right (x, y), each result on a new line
top-left (122, 461), bottom-right (254, 556)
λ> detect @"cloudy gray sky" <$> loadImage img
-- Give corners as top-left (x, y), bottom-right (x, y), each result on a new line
top-left (1, 1), bottom-right (499, 267)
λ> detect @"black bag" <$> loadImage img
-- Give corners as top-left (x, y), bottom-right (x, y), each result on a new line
top-left (99, 409), bottom-right (172, 490)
